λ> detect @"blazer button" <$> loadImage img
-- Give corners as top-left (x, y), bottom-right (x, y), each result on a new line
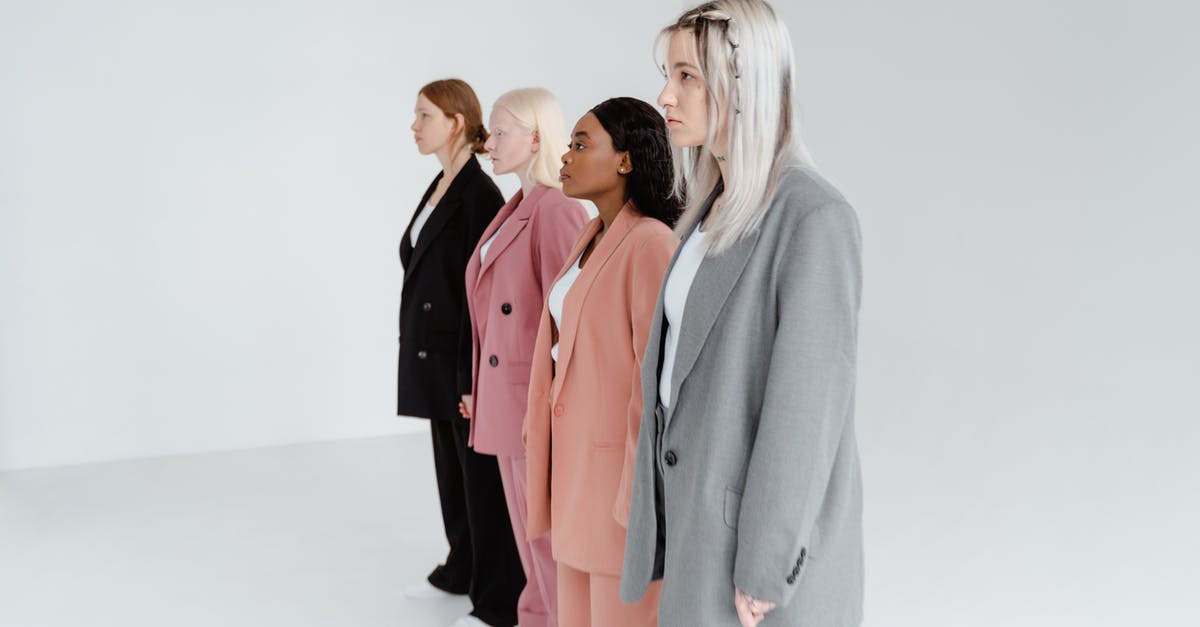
top-left (422, 302), bottom-right (432, 312)
top-left (664, 450), bottom-right (678, 466)
top-left (501, 303), bottom-right (512, 315)
top-left (489, 355), bottom-right (499, 367)
top-left (554, 405), bottom-right (564, 417)
top-left (786, 575), bottom-right (796, 585)
top-left (798, 547), bottom-right (807, 565)
top-left (417, 350), bottom-right (428, 360)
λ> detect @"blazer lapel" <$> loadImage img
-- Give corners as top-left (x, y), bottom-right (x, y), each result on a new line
top-left (664, 185), bottom-right (760, 426)
top-left (476, 186), bottom-right (545, 284)
top-left (405, 157), bottom-right (481, 285)
top-left (400, 176), bottom-right (440, 269)
top-left (550, 204), bottom-right (640, 403)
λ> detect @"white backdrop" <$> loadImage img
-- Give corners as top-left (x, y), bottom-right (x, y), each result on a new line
top-left (0, 0), bottom-right (679, 471)
top-left (2, 0), bottom-right (1198, 624)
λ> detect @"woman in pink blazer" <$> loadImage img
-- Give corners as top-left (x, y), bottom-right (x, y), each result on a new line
top-left (523, 97), bottom-right (681, 626)
top-left (463, 88), bottom-right (588, 627)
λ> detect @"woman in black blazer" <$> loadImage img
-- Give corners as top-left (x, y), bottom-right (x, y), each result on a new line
top-left (399, 78), bottom-right (523, 627)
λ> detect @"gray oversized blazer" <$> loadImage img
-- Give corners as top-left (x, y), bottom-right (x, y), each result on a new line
top-left (619, 165), bottom-right (864, 626)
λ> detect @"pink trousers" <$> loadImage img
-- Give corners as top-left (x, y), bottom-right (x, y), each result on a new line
top-left (558, 561), bottom-right (661, 627)
top-left (497, 454), bottom-right (558, 627)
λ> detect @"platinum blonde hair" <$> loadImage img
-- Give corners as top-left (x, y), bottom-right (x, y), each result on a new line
top-left (492, 87), bottom-right (570, 190)
top-left (656, 0), bottom-right (814, 253)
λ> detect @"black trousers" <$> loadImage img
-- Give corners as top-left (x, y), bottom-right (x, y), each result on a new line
top-left (427, 416), bottom-right (524, 627)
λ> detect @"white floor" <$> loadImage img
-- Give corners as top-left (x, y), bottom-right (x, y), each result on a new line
top-left (0, 431), bottom-right (472, 627)
top-left (4, 429), bottom-right (1198, 627)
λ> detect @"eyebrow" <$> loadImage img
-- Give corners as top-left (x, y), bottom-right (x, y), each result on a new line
top-left (672, 61), bottom-right (701, 72)
top-left (572, 131), bottom-right (590, 138)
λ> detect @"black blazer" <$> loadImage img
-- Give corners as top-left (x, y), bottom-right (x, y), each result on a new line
top-left (398, 156), bottom-right (504, 420)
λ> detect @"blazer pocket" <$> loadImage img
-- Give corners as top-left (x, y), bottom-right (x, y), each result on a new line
top-left (723, 486), bottom-right (743, 530)
top-left (505, 360), bottom-right (532, 385)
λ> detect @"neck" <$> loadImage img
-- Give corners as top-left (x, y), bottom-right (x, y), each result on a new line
top-left (436, 143), bottom-right (471, 180)
top-left (592, 189), bottom-right (626, 231)
top-left (517, 168), bottom-right (537, 197)
top-left (715, 154), bottom-right (729, 186)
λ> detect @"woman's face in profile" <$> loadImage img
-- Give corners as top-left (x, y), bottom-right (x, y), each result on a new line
top-left (658, 29), bottom-right (710, 148)
top-left (558, 112), bottom-right (624, 202)
top-left (483, 106), bottom-right (537, 177)
top-left (410, 92), bottom-right (457, 156)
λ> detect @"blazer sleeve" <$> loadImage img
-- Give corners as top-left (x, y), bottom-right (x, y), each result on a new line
top-left (613, 227), bottom-right (678, 527)
top-left (732, 201), bottom-right (862, 607)
top-left (457, 183), bottom-right (504, 396)
top-left (532, 196), bottom-right (588, 294)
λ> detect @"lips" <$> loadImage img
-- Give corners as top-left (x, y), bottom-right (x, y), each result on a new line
top-left (558, 169), bottom-right (571, 182)
top-left (665, 118), bottom-right (681, 127)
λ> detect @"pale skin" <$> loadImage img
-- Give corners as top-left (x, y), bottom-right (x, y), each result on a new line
top-left (411, 92), bottom-right (471, 208)
top-left (658, 28), bottom-right (776, 627)
top-left (458, 106), bottom-right (541, 419)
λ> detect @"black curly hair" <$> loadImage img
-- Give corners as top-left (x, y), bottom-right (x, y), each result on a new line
top-left (589, 97), bottom-right (683, 228)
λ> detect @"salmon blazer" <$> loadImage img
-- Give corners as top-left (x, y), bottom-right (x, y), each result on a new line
top-left (465, 184), bottom-right (587, 457)
top-left (523, 203), bottom-right (677, 576)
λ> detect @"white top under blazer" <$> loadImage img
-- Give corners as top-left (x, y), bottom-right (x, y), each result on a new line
top-left (409, 201), bottom-right (436, 246)
top-left (659, 225), bottom-right (707, 408)
top-left (548, 250), bottom-right (586, 362)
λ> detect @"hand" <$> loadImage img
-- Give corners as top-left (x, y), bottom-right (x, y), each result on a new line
top-left (458, 395), bottom-right (472, 419)
top-left (734, 586), bottom-right (776, 627)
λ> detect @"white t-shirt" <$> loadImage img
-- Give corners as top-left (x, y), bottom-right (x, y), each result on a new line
top-left (409, 201), bottom-right (436, 246)
top-left (548, 250), bottom-right (586, 362)
top-left (479, 215), bottom-right (511, 264)
top-left (659, 224), bottom-right (707, 409)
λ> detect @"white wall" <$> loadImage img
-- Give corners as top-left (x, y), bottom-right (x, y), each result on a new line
top-left (2, 0), bottom-right (1199, 623)
top-left (772, 1), bottom-right (1200, 624)
top-left (0, 0), bottom-right (680, 471)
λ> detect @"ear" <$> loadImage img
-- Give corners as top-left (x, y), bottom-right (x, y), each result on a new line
top-left (452, 112), bottom-right (465, 134)
top-left (618, 152), bottom-right (633, 175)
top-left (531, 129), bottom-right (540, 154)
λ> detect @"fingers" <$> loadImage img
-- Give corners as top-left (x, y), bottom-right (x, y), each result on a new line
top-left (734, 587), bottom-right (759, 627)
top-left (734, 586), bottom-right (771, 626)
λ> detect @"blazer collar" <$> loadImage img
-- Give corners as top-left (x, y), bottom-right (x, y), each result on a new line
top-left (404, 156), bottom-right (482, 283)
top-left (550, 201), bottom-right (642, 402)
top-left (662, 183), bottom-right (760, 426)
top-left (473, 185), bottom-right (549, 283)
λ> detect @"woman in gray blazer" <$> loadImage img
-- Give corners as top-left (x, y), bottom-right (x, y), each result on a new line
top-left (619, 2), bottom-right (864, 625)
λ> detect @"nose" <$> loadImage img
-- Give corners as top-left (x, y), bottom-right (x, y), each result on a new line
top-left (410, 119), bottom-right (419, 132)
top-left (560, 148), bottom-right (571, 165)
top-left (483, 135), bottom-right (495, 152)
top-left (657, 82), bottom-right (676, 109)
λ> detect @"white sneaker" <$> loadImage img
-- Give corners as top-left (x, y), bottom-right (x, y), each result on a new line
top-left (449, 616), bottom-right (490, 627)
top-left (404, 581), bottom-right (462, 600)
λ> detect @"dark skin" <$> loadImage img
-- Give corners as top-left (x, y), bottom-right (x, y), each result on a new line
top-left (559, 112), bottom-right (633, 267)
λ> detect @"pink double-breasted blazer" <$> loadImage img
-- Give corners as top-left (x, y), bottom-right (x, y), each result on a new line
top-left (523, 203), bottom-right (678, 576)
top-left (465, 184), bottom-right (587, 457)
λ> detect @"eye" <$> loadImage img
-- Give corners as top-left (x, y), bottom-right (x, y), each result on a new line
top-left (573, 142), bottom-right (585, 151)
top-left (681, 71), bottom-right (694, 81)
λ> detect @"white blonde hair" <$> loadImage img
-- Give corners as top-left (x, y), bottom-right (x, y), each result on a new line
top-left (492, 87), bottom-right (570, 190)
top-left (656, 0), bottom-right (814, 254)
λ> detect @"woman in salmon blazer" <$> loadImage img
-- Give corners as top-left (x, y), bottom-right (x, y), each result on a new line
top-left (463, 87), bottom-right (588, 627)
top-left (523, 97), bottom-right (681, 626)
